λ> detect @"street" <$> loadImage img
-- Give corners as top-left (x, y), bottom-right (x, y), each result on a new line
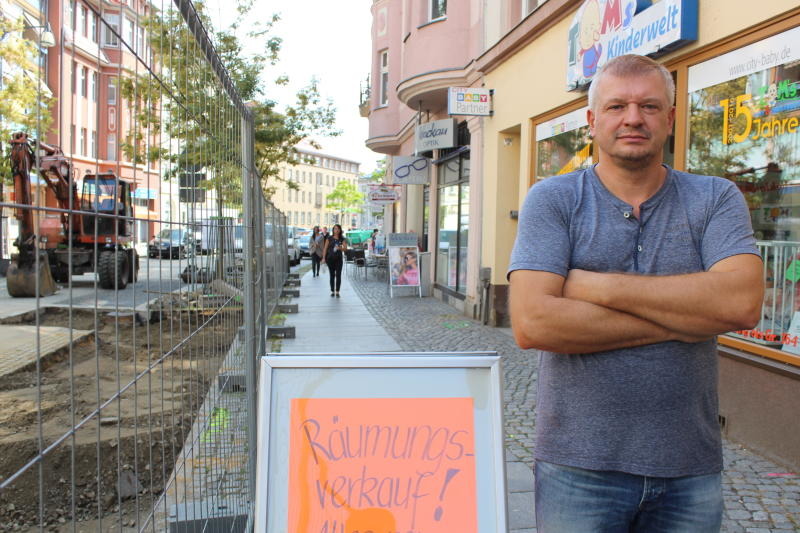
top-left (0, 256), bottom-right (198, 315)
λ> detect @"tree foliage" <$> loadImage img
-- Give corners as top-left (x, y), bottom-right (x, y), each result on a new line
top-left (326, 180), bottom-right (364, 218)
top-left (361, 157), bottom-right (387, 183)
top-left (0, 17), bottom-right (53, 181)
top-left (116, 0), bottom-right (339, 208)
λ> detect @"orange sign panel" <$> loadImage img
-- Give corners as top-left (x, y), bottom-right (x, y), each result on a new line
top-left (288, 397), bottom-right (477, 533)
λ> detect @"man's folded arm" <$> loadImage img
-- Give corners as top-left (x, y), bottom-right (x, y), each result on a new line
top-left (563, 254), bottom-right (764, 337)
top-left (509, 270), bottom-right (710, 354)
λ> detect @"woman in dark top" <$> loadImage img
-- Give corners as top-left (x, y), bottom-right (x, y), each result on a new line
top-left (321, 224), bottom-right (347, 297)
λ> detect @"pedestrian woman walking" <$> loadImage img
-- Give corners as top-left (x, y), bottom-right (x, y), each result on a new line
top-left (322, 224), bottom-right (347, 297)
top-left (309, 226), bottom-right (324, 277)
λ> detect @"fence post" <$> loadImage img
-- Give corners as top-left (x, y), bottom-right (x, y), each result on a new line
top-left (241, 113), bottom-right (260, 525)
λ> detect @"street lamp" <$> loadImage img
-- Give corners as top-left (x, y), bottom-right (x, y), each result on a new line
top-left (22, 20), bottom-right (55, 48)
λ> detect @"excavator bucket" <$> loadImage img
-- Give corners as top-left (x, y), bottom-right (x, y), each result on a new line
top-left (6, 251), bottom-right (57, 297)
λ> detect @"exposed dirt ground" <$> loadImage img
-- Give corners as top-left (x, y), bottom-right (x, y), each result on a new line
top-left (0, 306), bottom-right (241, 531)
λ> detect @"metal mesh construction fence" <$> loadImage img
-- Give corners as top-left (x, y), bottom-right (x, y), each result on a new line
top-left (0, 0), bottom-right (283, 530)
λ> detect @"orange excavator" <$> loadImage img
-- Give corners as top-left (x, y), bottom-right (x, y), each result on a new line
top-left (6, 132), bottom-right (139, 297)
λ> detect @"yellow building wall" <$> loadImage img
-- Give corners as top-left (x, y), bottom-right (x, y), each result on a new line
top-left (481, 0), bottom-right (800, 286)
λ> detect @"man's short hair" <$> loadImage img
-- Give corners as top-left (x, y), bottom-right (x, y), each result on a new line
top-left (587, 54), bottom-right (675, 110)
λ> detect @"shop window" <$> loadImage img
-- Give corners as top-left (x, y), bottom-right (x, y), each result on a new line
top-left (435, 150), bottom-right (469, 295)
top-left (686, 27), bottom-right (800, 351)
top-left (430, 0), bottom-right (446, 21)
top-left (534, 106), bottom-right (594, 181)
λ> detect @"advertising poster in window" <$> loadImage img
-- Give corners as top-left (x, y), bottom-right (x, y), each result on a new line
top-left (389, 246), bottom-right (420, 287)
top-left (688, 26), bottom-right (800, 241)
top-left (535, 106), bottom-right (593, 181)
top-left (287, 397), bottom-right (478, 533)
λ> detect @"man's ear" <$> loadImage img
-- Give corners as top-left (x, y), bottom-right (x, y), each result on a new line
top-left (587, 108), bottom-right (596, 137)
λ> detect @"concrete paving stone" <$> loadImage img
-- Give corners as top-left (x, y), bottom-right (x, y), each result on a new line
top-left (743, 529), bottom-right (771, 533)
top-left (722, 525), bottom-right (746, 533)
top-left (728, 510), bottom-right (754, 520)
top-left (506, 461), bottom-right (534, 493)
top-left (507, 491), bottom-right (536, 530)
top-left (746, 502), bottom-right (765, 511)
top-left (751, 511), bottom-right (769, 522)
top-left (770, 513), bottom-right (790, 523)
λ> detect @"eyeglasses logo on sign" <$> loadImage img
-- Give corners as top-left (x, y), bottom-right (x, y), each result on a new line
top-left (392, 156), bottom-right (431, 185)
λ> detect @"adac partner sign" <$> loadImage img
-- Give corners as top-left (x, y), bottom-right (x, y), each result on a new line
top-left (415, 118), bottom-right (456, 153)
top-left (448, 87), bottom-right (492, 116)
top-left (567, 0), bottom-right (697, 90)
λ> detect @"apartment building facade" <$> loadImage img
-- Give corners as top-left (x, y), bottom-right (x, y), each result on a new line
top-left (271, 147), bottom-right (361, 230)
top-left (50, 0), bottom-right (161, 250)
top-left (365, 0), bottom-right (486, 314)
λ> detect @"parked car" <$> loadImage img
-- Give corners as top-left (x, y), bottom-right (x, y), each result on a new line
top-left (148, 228), bottom-right (200, 259)
top-left (297, 234), bottom-right (311, 257)
top-left (287, 226), bottom-right (302, 266)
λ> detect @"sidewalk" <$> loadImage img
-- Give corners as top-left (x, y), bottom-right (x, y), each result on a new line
top-left (279, 265), bottom-right (799, 533)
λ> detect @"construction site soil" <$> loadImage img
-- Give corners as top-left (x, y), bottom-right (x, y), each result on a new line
top-left (0, 306), bottom-right (240, 531)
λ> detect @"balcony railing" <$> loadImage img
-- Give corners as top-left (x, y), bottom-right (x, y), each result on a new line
top-left (728, 241), bottom-right (800, 353)
top-left (359, 73), bottom-right (371, 117)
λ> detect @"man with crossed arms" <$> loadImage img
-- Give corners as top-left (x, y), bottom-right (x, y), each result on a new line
top-left (508, 54), bottom-right (764, 532)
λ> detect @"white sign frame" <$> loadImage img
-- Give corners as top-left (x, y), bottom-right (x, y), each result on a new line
top-left (254, 353), bottom-right (507, 533)
top-left (415, 118), bottom-right (457, 153)
top-left (389, 245), bottom-right (422, 298)
top-left (687, 25), bottom-right (800, 93)
top-left (448, 87), bottom-right (492, 116)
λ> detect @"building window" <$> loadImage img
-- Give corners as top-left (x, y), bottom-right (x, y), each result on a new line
top-left (104, 14), bottom-right (120, 46)
top-left (125, 18), bottom-right (134, 48)
top-left (523, 0), bottom-right (546, 15)
top-left (90, 131), bottom-right (97, 158)
top-left (90, 72), bottom-right (97, 101)
top-left (107, 133), bottom-right (116, 160)
top-left (70, 125), bottom-right (75, 154)
top-left (430, 0), bottom-right (446, 20)
top-left (685, 28), bottom-right (800, 349)
top-left (107, 77), bottom-right (117, 104)
top-left (91, 13), bottom-right (98, 43)
top-left (78, 5), bottom-right (87, 36)
top-left (137, 27), bottom-right (145, 53)
top-left (80, 66), bottom-right (87, 97)
top-left (80, 128), bottom-right (87, 156)
top-left (436, 134), bottom-right (470, 295)
top-left (379, 50), bottom-right (389, 106)
top-left (535, 107), bottom-right (593, 181)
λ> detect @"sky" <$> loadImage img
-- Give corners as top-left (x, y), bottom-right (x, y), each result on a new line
top-left (208, 0), bottom-right (380, 174)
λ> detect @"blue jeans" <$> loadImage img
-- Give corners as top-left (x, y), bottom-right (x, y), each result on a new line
top-left (535, 460), bottom-right (722, 533)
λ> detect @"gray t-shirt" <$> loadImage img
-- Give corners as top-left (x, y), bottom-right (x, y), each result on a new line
top-left (508, 165), bottom-right (758, 477)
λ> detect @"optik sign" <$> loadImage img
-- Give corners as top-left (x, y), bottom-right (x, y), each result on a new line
top-left (566, 0), bottom-right (697, 90)
top-left (415, 118), bottom-right (457, 154)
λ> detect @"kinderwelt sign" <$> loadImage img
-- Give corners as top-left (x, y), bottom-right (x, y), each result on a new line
top-left (566, 0), bottom-right (697, 90)
top-left (415, 118), bottom-right (457, 153)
